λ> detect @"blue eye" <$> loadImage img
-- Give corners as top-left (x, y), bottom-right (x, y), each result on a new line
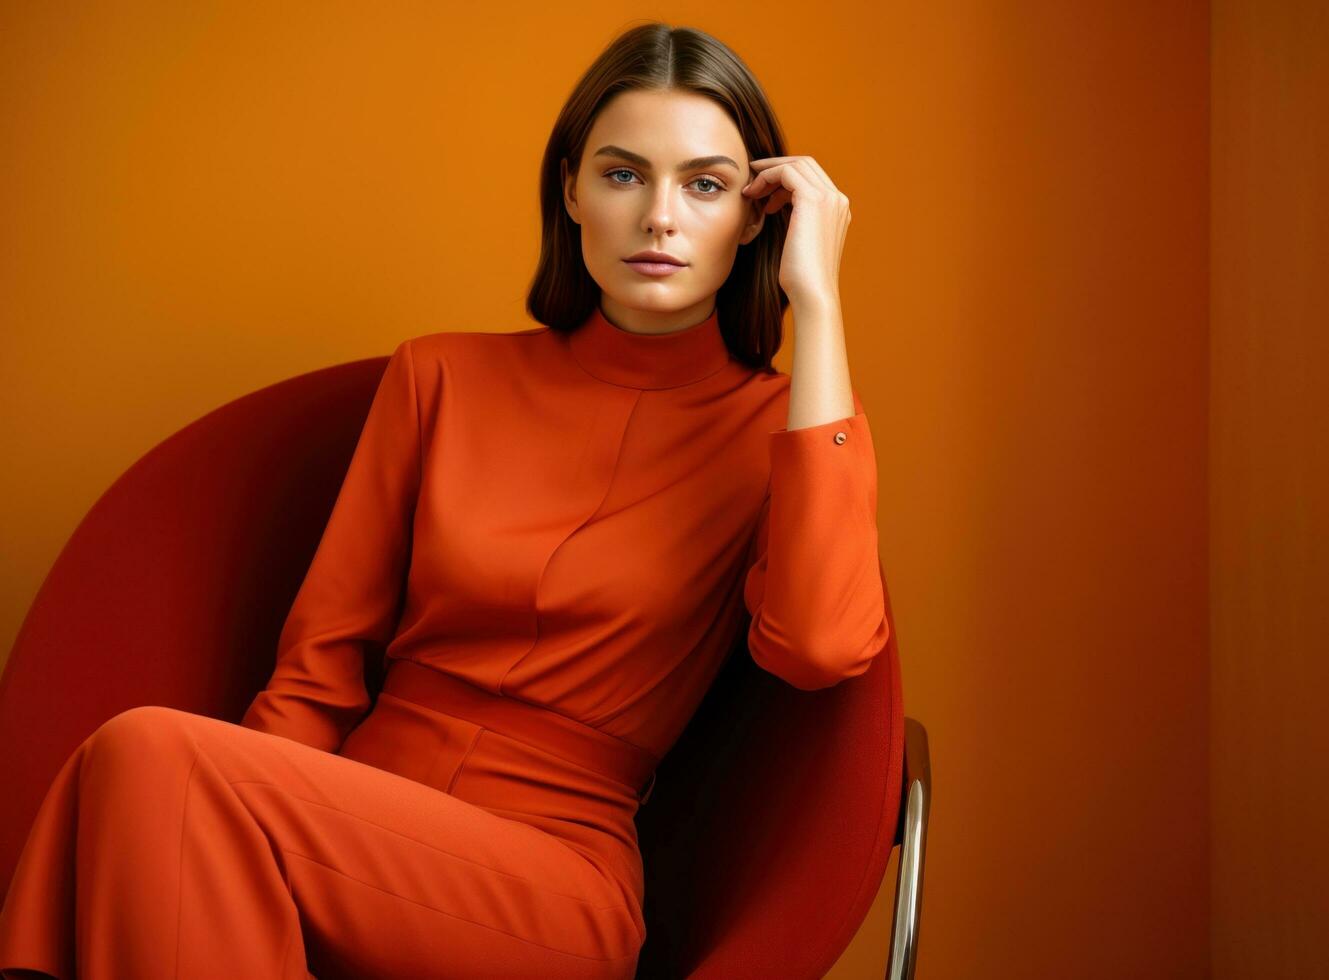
top-left (604, 169), bottom-right (725, 196)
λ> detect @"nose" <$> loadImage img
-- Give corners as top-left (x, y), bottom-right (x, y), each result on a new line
top-left (641, 183), bottom-right (678, 236)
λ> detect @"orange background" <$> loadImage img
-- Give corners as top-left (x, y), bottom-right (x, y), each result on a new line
top-left (1, 3), bottom-right (1323, 977)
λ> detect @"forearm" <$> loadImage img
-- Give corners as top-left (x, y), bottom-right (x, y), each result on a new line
top-left (786, 292), bottom-right (857, 430)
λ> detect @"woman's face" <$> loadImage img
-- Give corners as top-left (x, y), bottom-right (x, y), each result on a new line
top-left (562, 88), bottom-right (766, 335)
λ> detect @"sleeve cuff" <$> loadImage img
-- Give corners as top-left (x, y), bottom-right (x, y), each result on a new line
top-left (769, 410), bottom-right (879, 522)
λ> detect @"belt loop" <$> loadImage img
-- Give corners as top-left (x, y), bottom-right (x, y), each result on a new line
top-left (639, 770), bottom-right (657, 805)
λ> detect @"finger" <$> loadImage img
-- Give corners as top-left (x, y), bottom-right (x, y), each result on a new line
top-left (761, 187), bottom-right (793, 214)
top-left (794, 156), bottom-right (838, 194)
top-left (755, 156), bottom-right (843, 200)
top-left (769, 162), bottom-right (815, 207)
top-left (741, 163), bottom-right (773, 196)
top-left (788, 158), bottom-right (834, 198)
top-left (745, 159), bottom-right (829, 205)
top-left (747, 156), bottom-right (804, 170)
top-left (743, 157), bottom-right (803, 194)
top-left (745, 164), bottom-right (812, 215)
top-left (742, 161), bottom-right (797, 198)
top-left (740, 169), bottom-right (784, 210)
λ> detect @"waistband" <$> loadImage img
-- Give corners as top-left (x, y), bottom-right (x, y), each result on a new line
top-left (381, 658), bottom-right (659, 804)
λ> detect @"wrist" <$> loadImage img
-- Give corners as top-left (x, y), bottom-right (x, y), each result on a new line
top-left (789, 290), bottom-right (843, 325)
top-left (788, 288), bottom-right (841, 319)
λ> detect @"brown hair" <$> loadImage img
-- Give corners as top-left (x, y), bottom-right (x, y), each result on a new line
top-left (525, 22), bottom-right (790, 371)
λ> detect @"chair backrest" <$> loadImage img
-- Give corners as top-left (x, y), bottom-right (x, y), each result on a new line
top-left (0, 355), bottom-right (906, 979)
top-left (0, 356), bottom-right (391, 891)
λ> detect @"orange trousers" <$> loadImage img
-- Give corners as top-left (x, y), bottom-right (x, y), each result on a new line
top-left (0, 661), bottom-right (649, 979)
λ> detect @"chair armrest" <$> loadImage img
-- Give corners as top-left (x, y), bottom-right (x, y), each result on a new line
top-left (886, 717), bottom-right (931, 980)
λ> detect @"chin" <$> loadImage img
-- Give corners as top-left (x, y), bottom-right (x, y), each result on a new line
top-left (621, 291), bottom-right (689, 311)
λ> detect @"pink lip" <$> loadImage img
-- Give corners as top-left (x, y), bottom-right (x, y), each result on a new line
top-left (623, 260), bottom-right (685, 277)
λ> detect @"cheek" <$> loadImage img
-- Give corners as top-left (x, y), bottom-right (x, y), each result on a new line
top-left (698, 198), bottom-right (748, 233)
top-left (580, 184), bottom-right (634, 223)
top-left (577, 196), bottom-right (632, 247)
top-left (581, 235), bottom-right (622, 279)
top-left (576, 213), bottom-right (619, 262)
top-left (693, 206), bottom-right (748, 254)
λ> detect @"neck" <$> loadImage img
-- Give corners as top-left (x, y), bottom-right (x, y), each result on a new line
top-left (567, 304), bottom-right (731, 389)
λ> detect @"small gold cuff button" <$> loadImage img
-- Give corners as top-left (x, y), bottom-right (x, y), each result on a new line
top-left (834, 431), bottom-right (847, 445)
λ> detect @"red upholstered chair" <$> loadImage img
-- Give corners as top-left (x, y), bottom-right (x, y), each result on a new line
top-left (0, 355), bottom-right (929, 979)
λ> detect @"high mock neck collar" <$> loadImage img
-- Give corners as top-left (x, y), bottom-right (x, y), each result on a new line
top-left (568, 305), bottom-right (732, 389)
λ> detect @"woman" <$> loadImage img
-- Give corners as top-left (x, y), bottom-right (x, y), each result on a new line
top-left (0, 22), bottom-right (890, 980)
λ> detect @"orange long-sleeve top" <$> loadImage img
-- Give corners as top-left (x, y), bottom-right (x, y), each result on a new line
top-left (241, 305), bottom-right (891, 763)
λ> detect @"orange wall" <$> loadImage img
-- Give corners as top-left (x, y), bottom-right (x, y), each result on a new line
top-left (1210, 1), bottom-right (1329, 976)
top-left (1, 4), bottom-right (1215, 977)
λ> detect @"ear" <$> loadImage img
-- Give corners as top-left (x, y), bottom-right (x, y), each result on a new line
top-left (738, 198), bottom-right (766, 246)
top-left (561, 157), bottom-right (580, 225)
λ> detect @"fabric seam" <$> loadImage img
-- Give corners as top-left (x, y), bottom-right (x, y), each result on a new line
top-left (225, 779), bottom-right (628, 912)
top-left (280, 849), bottom-right (639, 963)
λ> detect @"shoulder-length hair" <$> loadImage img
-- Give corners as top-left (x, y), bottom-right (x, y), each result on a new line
top-left (525, 22), bottom-right (790, 371)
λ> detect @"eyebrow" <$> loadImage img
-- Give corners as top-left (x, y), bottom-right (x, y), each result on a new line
top-left (592, 145), bottom-right (741, 173)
